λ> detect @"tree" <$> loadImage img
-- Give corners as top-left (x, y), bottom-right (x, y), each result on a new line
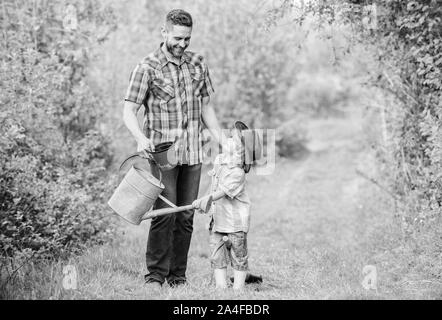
top-left (0, 0), bottom-right (118, 259)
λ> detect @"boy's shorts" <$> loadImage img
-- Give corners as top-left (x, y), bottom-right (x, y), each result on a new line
top-left (209, 231), bottom-right (248, 271)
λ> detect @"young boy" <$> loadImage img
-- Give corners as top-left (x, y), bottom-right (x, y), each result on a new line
top-left (193, 121), bottom-right (261, 290)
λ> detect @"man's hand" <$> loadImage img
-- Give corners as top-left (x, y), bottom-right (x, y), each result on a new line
top-left (137, 135), bottom-right (155, 152)
top-left (201, 97), bottom-right (227, 150)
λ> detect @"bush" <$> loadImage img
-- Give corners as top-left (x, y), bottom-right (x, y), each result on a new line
top-left (0, 0), bottom-right (117, 259)
top-left (276, 119), bottom-right (308, 159)
top-left (289, 0), bottom-right (442, 225)
top-left (372, 0), bottom-right (442, 225)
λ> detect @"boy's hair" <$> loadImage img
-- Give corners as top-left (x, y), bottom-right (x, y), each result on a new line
top-left (166, 9), bottom-right (193, 28)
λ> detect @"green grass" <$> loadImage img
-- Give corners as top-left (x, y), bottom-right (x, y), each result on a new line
top-left (2, 114), bottom-right (442, 300)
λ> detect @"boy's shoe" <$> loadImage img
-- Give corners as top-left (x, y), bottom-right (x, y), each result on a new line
top-left (230, 273), bottom-right (263, 284)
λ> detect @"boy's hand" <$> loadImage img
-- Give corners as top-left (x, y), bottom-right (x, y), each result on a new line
top-left (192, 199), bottom-right (206, 214)
top-left (192, 195), bottom-right (213, 214)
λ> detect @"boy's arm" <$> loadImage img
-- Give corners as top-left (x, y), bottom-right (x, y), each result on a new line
top-left (209, 190), bottom-right (227, 201)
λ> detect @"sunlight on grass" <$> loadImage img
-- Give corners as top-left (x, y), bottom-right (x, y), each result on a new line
top-left (2, 113), bottom-right (441, 300)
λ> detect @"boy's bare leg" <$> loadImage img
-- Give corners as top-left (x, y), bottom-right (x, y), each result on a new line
top-left (233, 270), bottom-right (247, 290)
top-left (214, 268), bottom-right (228, 289)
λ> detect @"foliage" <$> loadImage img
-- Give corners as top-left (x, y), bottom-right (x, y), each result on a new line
top-left (284, 0), bottom-right (442, 224)
top-left (96, 0), bottom-right (358, 160)
top-left (95, 0), bottom-right (362, 163)
top-left (275, 119), bottom-right (308, 158)
top-left (0, 0), bottom-right (118, 259)
top-left (376, 0), bottom-right (442, 226)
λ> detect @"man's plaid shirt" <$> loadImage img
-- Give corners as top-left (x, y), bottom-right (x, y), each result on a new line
top-left (124, 43), bottom-right (214, 165)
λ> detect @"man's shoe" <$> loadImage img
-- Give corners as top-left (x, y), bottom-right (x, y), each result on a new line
top-left (168, 279), bottom-right (187, 288)
top-left (144, 279), bottom-right (163, 290)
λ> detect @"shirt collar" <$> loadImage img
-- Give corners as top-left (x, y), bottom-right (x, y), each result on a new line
top-left (218, 153), bottom-right (242, 169)
top-left (157, 42), bottom-right (190, 67)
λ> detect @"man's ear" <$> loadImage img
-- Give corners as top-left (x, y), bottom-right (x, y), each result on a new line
top-left (160, 25), bottom-right (167, 39)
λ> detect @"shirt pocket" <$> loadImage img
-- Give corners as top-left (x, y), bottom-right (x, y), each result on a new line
top-left (151, 76), bottom-right (175, 103)
top-left (190, 69), bottom-right (205, 96)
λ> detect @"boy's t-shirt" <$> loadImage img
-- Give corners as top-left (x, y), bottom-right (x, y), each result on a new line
top-left (207, 154), bottom-right (251, 233)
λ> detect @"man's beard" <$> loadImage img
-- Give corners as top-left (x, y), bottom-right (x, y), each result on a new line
top-left (166, 41), bottom-right (186, 58)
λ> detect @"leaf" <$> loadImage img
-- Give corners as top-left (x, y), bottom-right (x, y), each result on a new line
top-left (407, 2), bottom-right (418, 11)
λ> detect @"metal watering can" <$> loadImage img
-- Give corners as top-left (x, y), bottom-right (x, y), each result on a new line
top-left (108, 140), bottom-right (212, 225)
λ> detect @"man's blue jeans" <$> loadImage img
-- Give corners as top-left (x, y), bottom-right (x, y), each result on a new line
top-left (144, 162), bottom-right (202, 285)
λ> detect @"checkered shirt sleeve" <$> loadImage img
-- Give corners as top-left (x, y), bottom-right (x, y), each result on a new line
top-left (199, 63), bottom-right (215, 99)
top-left (124, 64), bottom-right (150, 105)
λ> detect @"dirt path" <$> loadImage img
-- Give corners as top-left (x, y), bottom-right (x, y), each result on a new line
top-left (238, 113), bottom-right (441, 299)
top-left (240, 113), bottom-right (374, 299)
top-left (146, 110), bottom-right (381, 299)
top-left (61, 110), bottom-right (441, 300)
top-left (75, 112), bottom-right (382, 299)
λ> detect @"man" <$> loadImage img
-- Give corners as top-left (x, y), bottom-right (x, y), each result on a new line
top-left (123, 9), bottom-right (225, 288)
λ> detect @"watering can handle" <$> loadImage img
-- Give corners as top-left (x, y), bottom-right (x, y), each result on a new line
top-left (141, 150), bottom-right (163, 185)
top-left (141, 204), bottom-right (194, 220)
top-left (141, 195), bottom-right (213, 221)
top-left (139, 150), bottom-right (178, 208)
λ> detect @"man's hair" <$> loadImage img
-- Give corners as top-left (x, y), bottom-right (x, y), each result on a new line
top-left (166, 9), bottom-right (193, 28)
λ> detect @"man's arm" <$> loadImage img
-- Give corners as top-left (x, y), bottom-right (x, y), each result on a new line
top-left (123, 100), bottom-right (155, 152)
top-left (201, 97), bottom-right (228, 148)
